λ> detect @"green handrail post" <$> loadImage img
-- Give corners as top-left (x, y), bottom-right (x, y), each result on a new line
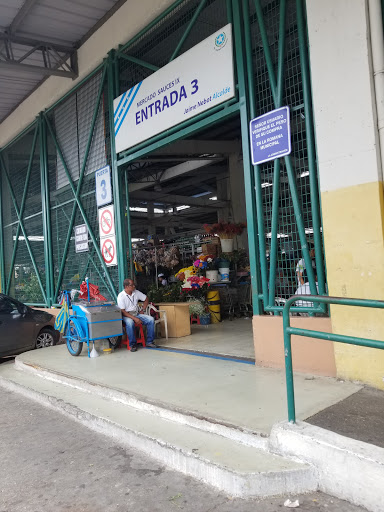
top-left (108, 51), bottom-right (128, 290)
top-left (6, 124), bottom-right (38, 295)
top-left (282, 294), bottom-right (384, 423)
top-left (283, 301), bottom-right (296, 423)
top-left (169, 0), bottom-right (207, 62)
top-left (235, 0), bottom-right (262, 314)
top-left (296, 0), bottom-right (326, 297)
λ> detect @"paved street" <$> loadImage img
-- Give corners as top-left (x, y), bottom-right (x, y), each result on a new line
top-left (0, 386), bottom-right (365, 512)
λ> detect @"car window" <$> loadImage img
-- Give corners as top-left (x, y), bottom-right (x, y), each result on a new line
top-left (0, 296), bottom-right (20, 314)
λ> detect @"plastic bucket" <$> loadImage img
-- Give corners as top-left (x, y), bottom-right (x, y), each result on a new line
top-left (219, 268), bottom-right (230, 282)
top-left (206, 270), bottom-right (219, 282)
top-left (207, 290), bottom-right (221, 323)
top-left (220, 238), bottom-right (234, 253)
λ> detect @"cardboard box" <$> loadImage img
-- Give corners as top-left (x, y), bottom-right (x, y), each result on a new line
top-left (156, 302), bottom-right (191, 338)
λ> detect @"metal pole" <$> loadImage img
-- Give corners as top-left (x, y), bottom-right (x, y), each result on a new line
top-left (124, 170), bottom-right (134, 278)
top-left (296, 0), bottom-right (326, 296)
top-left (40, 114), bottom-right (54, 306)
top-left (0, 157), bottom-right (5, 292)
top-left (240, 0), bottom-right (266, 311)
top-left (108, 51), bottom-right (128, 290)
top-left (283, 303), bottom-right (296, 423)
top-left (267, 0), bottom-right (286, 306)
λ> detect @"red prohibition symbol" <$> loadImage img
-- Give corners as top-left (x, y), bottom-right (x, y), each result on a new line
top-left (102, 238), bottom-right (115, 263)
top-left (100, 209), bottom-right (113, 235)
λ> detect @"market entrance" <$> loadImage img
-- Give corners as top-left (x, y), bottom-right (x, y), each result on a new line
top-left (121, 115), bottom-right (254, 359)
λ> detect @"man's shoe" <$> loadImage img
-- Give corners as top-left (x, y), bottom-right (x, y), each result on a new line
top-left (146, 342), bottom-right (157, 348)
top-left (130, 346), bottom-right (138, 352)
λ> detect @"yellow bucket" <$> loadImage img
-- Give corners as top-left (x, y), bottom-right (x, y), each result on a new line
top-left (207, 290), bottom-right (221, 323)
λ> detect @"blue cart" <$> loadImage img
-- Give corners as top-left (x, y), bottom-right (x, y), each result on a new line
top-left (64, 301), bottom-right (123, 357)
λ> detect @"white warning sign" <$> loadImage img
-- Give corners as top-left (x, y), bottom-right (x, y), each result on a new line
top-left (98, 205), bottom-right (115, 237)
top-left (100, 236), bottom-right (117, 266)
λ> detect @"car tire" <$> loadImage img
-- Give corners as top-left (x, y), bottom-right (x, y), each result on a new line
top-left (108, 335), bottom-right (122, 349)
top-left (36, 327), bottom-right (56, 349)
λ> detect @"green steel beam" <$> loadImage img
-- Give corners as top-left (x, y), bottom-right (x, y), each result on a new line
top-left (117, 0), bottom-right (186, 56)
top-left (296, 0), bottom-right (326, 296)
top-left (0, 153), bottom-right (47, 304)
top-left (234, 0), bottom-right (262, 315)
top-left (108, 51), bottom-right (128, 289)
top-left (39, 114), bottom-right (54, 306)
top-left (226, 0), bottom-right (233, 24)
top-left (5, 124), bottom-right (38, 295)
top-left (283, 294), bottom-right (384, 422)
top-left (117, 100), bottom-right (239, 166)
top-left (268, 0), bottom-right (286, 307)
top-left (118, 53), bottom-right (159, 72)
top-left (0, 158), bottom-right (5, 292)
top-left (240, 0), bottom-right (265, 311)
top-left (124, 170), bottom-right (134, 278)
top-left (169, 0), bottom-right (207, 62)
top-left (45, 117), bottom-right (117, 301)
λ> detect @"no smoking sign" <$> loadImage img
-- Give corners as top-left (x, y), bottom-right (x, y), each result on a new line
top-left (101, 236), bottom-right (117, 266)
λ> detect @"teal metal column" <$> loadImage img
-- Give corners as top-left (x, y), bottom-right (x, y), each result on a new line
top-left (0, 155), bottom-right (5, 292)
top-left (124, 170), bottom-right (134, 278)
top-left (108, 51), bottom-right (128, 289)
top-left (39, 114), bottom-right (54, 306)
top-left (296, 0), bottom-right (326, 296)
top-left (233, 0), bottom-right (262, 314)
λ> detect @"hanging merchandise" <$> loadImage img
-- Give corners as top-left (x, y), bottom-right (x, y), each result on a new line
top-left (79, 281), bottom-right (107, 301)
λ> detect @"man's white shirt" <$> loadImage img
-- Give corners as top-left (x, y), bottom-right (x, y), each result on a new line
top-left (117, 290), bottom-right (147, 315)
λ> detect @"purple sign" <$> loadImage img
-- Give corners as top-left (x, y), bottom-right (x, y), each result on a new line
top-left (249, 106), bottom-right (291, 165)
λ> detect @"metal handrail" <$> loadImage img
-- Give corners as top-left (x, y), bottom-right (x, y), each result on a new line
top-left (283, 295), bottom-right (384, 422)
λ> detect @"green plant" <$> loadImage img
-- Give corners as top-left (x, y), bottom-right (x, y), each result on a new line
top-left (20, 273), bottom-right (45, 303)
top-left (147, 281), bottom-right (184, 303)
top-left (189, 301), bottom-right (205, 316)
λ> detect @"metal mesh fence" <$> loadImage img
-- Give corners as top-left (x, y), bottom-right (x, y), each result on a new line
top-left (1, 125), bottom-right (45, 303)
top-left (248, 0), bottom-right (321, 302)
top-left (118, 0), bottom-right (229, 96)
top-left (47, 69), bottom-right (119, 303)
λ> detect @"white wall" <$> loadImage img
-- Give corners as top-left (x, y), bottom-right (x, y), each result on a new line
top-left (0, 0), bottom-right (175, 147)
top-left (305, 0), bottom-right (381, 192)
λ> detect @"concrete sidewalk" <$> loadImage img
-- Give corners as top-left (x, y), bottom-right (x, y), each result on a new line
top-left (15, 344), bottom-right (360, 434)
top-left (1, 344), bottom-right (382, 511)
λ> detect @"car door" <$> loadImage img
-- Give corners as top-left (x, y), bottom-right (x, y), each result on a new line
top-left (0, 296), bottom-right (34, 355)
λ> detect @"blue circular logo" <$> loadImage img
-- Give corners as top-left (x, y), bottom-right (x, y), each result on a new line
top-left (215, 32), bottom-right (226, 48)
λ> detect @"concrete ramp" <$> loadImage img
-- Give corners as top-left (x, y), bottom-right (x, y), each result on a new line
top-left (0, 345), bottom-right (375, 504)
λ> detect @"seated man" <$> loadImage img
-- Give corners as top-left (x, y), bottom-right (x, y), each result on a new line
top-left (117, 278), bottom-right (156, 352)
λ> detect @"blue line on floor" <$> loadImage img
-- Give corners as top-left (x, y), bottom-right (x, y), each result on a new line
top-left (154, 347), bottom-right (255, 365)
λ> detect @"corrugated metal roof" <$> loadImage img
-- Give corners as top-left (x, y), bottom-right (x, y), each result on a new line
top-left (0, 0), bottom-right (124, 124)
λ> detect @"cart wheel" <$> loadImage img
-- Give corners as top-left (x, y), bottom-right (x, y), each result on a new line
top-left (108, 335), bottom-right (122, 349)
top-left (65, 319), bottom-right (83, 356)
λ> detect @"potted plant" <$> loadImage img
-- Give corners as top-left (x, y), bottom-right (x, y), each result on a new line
top-left (189, 300), bottom-right (211, 325)
top-left (203, 222), bottom-right (246, 253)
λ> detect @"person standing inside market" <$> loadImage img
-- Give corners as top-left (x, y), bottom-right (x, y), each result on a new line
top-left (117, 278), bottom-right (156, 352)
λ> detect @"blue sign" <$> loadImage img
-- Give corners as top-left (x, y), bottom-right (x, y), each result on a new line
top-left (249, 106), bottom-right (291, 165)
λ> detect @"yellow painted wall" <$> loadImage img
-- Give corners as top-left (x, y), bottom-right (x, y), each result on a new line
top-left (321, 181), bottom-right (384, 389)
